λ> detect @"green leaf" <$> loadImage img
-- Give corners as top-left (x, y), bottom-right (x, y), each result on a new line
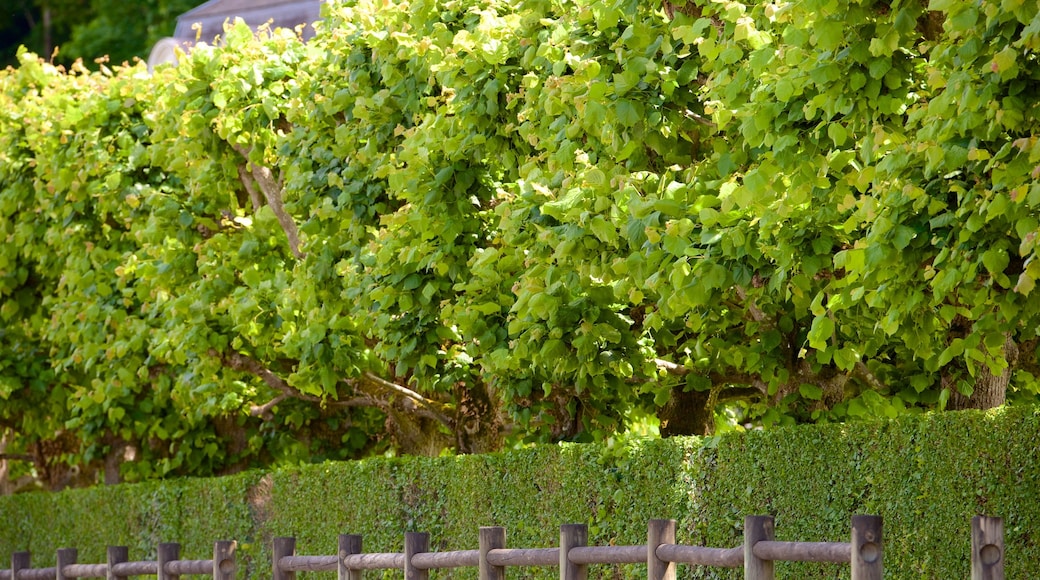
top-left (814, 20), bottom-right (844, 51)
top-left (615, 99), bottom-right (640, 127)
top-left (937, 387), bottom-right (951, 410)
top-left (1015, 272), bottom-right (1036, 295)
top-left (542, 188), bottom-right (584, 219)
top-left (613, 70), bottom-right (640, 96)
top-left (775, 79), bottom-right (794, 102)
top-left (241, 268), bottom-right (262, 287)
top-left (700, 264), bottom-right (728, 289)
top-left (585, 168), bottom-right (607, 186)
top-left (834, 347), bottom-right (857, 371)
top-left (982, 248), bottom-right (1009, 276)
top-left (585, 100), bottom-right (607, 128)
top-left (402, 274), bottom-right (422, 290)
top-left (868, 29), bottom-right (900, 57)
top-left (827, 123), bottom-right (848, 147)
top-left (948, 7), bottom-right (978, 32)
top-left (807, 315), bottom-right (834, 350)
top-left (892, 226), bottom-right (915, 250)
top-left (799, 383), bottom-right (824, 400)
top-left (587, 215), bottom-right (614, 243)
top-left (847, 397), bottom-right (867, 417)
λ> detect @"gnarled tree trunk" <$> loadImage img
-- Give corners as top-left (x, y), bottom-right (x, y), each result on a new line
top-left (947, 333), bottom-right (1017, 410)
top-left (659, 387), bottom-right (715, 436)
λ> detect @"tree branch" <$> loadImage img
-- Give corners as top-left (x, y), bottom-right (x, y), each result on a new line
top-left (357, 372), bottom-right (453, 426)
top-left (0, 453), bottom-right (34, 462)
top-left (852, 361), bottom-right (887, 392)
top-left (655, 358), bottom-right (690, 375)
top-left (716, 387), bottom-right (766, 404)
top-left (653, 359), bottom-right (768, 394)
top-left (683, 108), bottom-right (717, 128)
top-left (212, 349), bottom-right (322, 403)
top-left (248, 394), bottom-right (288, 420)
top-left (327, 395), bottom-right (387, 409)
top-left (232, 145), bottom-right (305, 259)
top-left (213, 348), bottom-right (452, 427)
top-left (734, 285), bottom-right (767, 323)
top-left (236, 164), bottom-right (264, 213)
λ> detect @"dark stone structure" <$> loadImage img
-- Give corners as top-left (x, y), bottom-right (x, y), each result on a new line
top-left (148, 0), bottom-right (323, 68)
top-left (175, 0), bottom-right (324, 42)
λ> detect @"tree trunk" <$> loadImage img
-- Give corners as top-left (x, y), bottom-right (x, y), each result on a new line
top-left (948, 333), bottom-right (1016, 410)
top-left (42, 5), bottom-right (52, 60)
top-left (659, 386), bottom-right (715, 436)
top-left (453, 382), bottom-right (503, 454)
top-left (385, 405), bottom-right (451, 456)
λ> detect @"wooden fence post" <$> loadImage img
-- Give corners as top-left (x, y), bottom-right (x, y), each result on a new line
top-left (404, 532), bottom-right (429, 580)
top-left (107, 546), bottom-right (129, 580)
top-left (647, 519), bottom-right (675, 580)
top-left (744, 516), bottom-right (774, 580)
top-left (338, 534), bottom-right (363, 580)
top-left (213, 541), bottom-right (236, 580)
top-left (56, 548), bottom-right (77, 580)
top-left (12, 551), bottom-right (30, 580)
top-left (479, 527), bottom-right (506, 580)
top-left (273, 537), bottom-right (296, 580)
top-left (851, 515), bottom-right (882, 580)
top-left (157, 543), bottom-right (180, 580)
top-left (971, 516), bottom-right (1004, 580)
top-left (560, 524), bottom-right (587, 580)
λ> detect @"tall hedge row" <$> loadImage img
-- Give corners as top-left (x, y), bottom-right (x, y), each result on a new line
top-left (2, 407), bottom-right (1039, 579)
top-left (6, 0), bottom-right (1040, 484)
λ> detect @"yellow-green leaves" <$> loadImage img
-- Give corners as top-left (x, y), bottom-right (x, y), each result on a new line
top-left (4, 0), bottom-right (1040, 477)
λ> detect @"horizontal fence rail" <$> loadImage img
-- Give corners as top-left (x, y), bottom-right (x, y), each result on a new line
top-left (2, 515), bottom-right (1006, 580)
top-left (2, 542), bottom-right (235, 580)
top-left (484, 548), bottom-right (558, 567)
top-left (654, 545), bottom-right (744, 568)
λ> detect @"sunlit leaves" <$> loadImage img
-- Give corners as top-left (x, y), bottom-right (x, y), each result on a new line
top-left (3, 0), bottom-right (1040, 482)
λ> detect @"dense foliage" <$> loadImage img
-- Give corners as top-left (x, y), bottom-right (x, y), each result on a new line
top-left (2, 0), bottom-right (1040, 486)
top-left (1, 407), bottom-right (1039, 579)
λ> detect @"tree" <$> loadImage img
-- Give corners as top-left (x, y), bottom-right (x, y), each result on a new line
top-left (0, 0), bottom-right (196, 68)
top-left (1, 0), bottom-right (1039, 491)
top-left (61, 0), bottom-right (199, 65)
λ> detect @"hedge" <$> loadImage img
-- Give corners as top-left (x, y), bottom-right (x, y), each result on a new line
top-left (6, 0), bottom-right (1040, 483)
top-left (2, 406), bottom-right (1039, 578)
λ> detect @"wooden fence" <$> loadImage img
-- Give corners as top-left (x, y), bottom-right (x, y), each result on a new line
top-left (0, 515), bottom-right (1006, 580)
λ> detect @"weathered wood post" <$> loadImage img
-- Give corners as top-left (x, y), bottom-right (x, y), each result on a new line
top-left (107, 546), bottom-right (129, 580)
top-left (154, 544), bottom-right (177, 580)
top-left (273, 537), bottom-right (296, 580)
top-left (213, 541), bottom-right (236, 580)
top-left (338, 534), bottom-right (363, 580)
top-left (744, 516), bottom-right (774, 580)
top-left (647, 519), bottom-right (676, 580)
top-left (559, 524), bottom-right (588, 580)
top-left (157, 543), bottom-right (180, 580)
top-left (971, 516), bottom-right (1004, 580)
top-left (56, 548), bottom-right (77, 580)
top-left (479, 527), bottom-right (506, 580)
top-left (851, 515), bottom-right (882, 580)
top-left (404, 533), bottom-right (429, 580)
top-left (11, 551), bottom-right (30, 580)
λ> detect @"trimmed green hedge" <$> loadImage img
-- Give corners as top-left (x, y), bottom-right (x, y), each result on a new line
top-left (3, 407), bottom-right (1039, 578)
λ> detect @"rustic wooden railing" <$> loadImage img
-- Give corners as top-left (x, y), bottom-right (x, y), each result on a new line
top-left (0, 515), bottom-right (1006, 580)
top-left (0, 541), bottom-right (235, 580)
